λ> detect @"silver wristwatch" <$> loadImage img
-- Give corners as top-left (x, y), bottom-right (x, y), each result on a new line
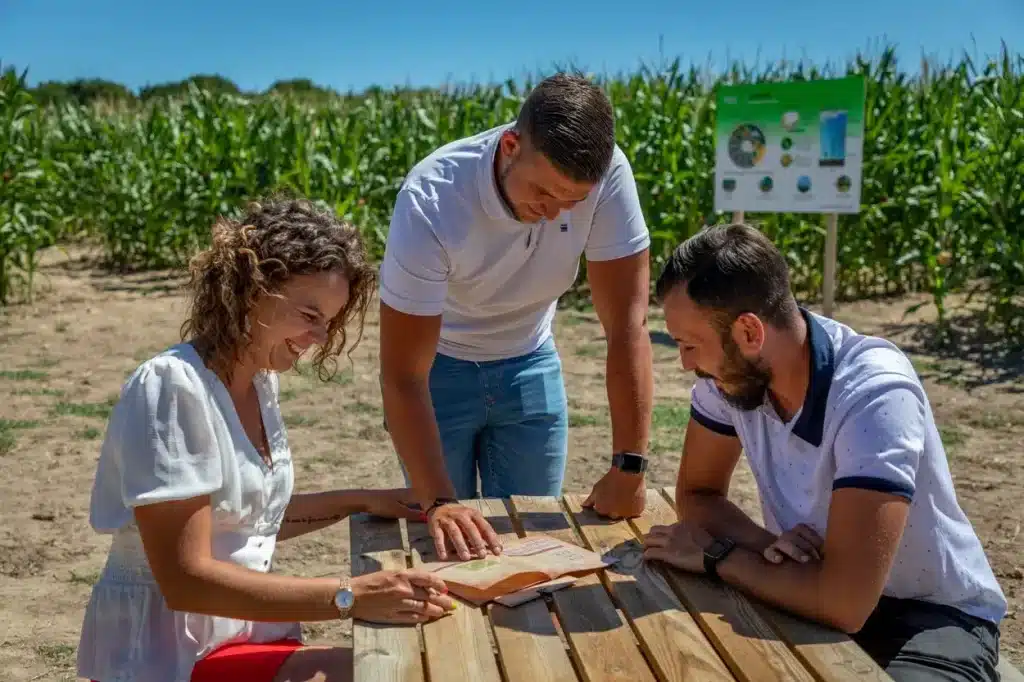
top-left (333, 578), bottom-right (355, 618)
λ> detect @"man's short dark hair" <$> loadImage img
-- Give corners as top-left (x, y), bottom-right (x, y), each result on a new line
top-left (515, 72), bottom-right (615, 184)
top-left (655, 223), bottom-right (799, 331)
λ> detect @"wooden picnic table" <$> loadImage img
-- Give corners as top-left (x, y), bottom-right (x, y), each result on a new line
top-left (350, 487), bottom-right (896, 682)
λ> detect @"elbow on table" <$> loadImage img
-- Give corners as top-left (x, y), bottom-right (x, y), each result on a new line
top-left (822, 605), bottom-right (871, 635)
top-left (820, 586), bottom-right (879, 635)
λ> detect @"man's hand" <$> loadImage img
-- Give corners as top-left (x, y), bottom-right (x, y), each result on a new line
top-left (763, 523), bottom-right (823, 564)
top-left (641, 521), bottom-right (714, 573)
top-left (427, 502), bottom-right (503, 561)
top-left (582, 467), bottom-right (646, 519)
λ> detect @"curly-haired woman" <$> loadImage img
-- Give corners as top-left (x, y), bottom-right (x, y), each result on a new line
top-left (76, 198), bottom-right (456, 682)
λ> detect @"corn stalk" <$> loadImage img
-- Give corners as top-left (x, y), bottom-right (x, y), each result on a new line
top-left (4, 46), bottom-right (1023, 344)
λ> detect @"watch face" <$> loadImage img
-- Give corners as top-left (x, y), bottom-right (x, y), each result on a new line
top-left (335, 589), bottom-right (354, 610)
top-left (616, 453), bottom-right (646, 473)
top-left (706, 538), bottom-right (733, 560)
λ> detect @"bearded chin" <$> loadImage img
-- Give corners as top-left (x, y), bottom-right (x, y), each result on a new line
top-left (718, 356), bottom-right (773, 412)
top-left (719, 377), bottom-right (770, 411)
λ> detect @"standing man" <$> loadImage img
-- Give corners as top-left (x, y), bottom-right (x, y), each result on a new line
top-left (643, 223), bottom-right (1006, 680)
top-left (378, 73), bottom-right (654, 560)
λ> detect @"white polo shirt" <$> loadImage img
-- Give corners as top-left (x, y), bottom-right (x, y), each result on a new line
top-left (689, 309), bottom-right (1007, 625)
top-left (379, 123), bottom-right (650, 362)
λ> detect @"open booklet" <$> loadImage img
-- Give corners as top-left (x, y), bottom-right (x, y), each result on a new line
top-left (417, 534), bottom-right (618, 605)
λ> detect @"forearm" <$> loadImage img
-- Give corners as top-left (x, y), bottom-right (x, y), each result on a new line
top-left (605, 329), bottom-right (653, 454)
top-left (278, 489), bottom-right (366, 542)
top-left (381, 375), bottom-right (455, 504)
top-left (678, 489), bottom-right (777, 553)
top-left (166, 560), bottom-right (342, 622)
top-left (717, 545), bottom-right (864, 633)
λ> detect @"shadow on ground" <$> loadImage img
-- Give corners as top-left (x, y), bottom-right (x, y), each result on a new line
top-left (881, 308), bottom-right (1024, 391)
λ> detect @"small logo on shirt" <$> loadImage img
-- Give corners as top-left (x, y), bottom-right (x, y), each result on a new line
top-left (560, 223), bottom-right (568, 232)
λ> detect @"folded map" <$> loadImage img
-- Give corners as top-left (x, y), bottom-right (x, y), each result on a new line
top-left (418, 534), bottom-right (617, 605)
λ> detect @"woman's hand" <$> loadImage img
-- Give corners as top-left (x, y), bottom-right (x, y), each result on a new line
top-left (357, 488), bottom-right (430, 523)
top-left (350, 569), bottom-right (457, 624)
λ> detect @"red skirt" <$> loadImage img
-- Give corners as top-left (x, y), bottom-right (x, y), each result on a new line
top-left (93, 638), bottom-right (303, 682)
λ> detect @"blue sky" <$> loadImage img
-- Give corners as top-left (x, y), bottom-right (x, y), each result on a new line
top-left (1, 0), bottom-right (1020, 93)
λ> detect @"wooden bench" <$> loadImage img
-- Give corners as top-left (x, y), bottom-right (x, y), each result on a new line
top-left (351, 487), bottom-right (915, 681)
top-left (1002, 658), bottom-right (1024, 682)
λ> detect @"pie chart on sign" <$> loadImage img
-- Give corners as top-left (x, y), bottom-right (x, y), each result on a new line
top-left (728, 124), bottom-right (767, 169)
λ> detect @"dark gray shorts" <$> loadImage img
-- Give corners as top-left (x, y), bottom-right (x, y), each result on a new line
top-left (852, 596), bottom-right (1001, 681)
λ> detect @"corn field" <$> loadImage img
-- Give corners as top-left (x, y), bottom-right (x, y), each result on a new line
top-left (2, 46), bottom-right (1022, 342)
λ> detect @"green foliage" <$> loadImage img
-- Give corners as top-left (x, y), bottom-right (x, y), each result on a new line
top-left (138, 74), bottom-right (243, 101)
top-left (266, 79), bottom-right (338, 100)
top-left (0, 63), bottom-right (62, 304)
top-left (2, 45), bottom-right (1022, 343)
top-left (31, 78), bottom-right (136, 107)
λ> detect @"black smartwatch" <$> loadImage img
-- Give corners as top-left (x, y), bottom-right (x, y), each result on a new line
top-left (611, 451), bottom-right (648, 474)
top-left (703, 537), bottom-right (736, 582)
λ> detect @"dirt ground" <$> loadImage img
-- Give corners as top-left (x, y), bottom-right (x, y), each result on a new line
top-left (1, 247), bottom-right (1021, 681)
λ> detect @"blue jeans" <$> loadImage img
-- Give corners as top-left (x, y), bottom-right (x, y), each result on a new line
top-left (397, 336), bottom-right (569, 499)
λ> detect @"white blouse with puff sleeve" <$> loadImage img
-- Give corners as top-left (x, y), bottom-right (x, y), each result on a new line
top-left (77, 343), bottom-right (300, 682)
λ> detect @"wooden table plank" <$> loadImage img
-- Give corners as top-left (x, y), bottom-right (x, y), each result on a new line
top-left (510, 495), bottom-right (659, 682)
top-left (562, 493), bottom-right (734, 682)
top-left (751, 605), bottom-right (893, 681)
top-left (477, 497), bottom-right (580, 682)
top-left (406, 499), bottom-right (503, 682)
top-left (631, 490), bottom-right (815, 682)
top-left (660, 488), bottom-right (893, 682)
top-left (350, 513), bottom-right (425, 682)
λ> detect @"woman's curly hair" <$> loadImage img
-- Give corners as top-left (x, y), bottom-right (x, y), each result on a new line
top-left (180, 196), bottom-right (377, 383)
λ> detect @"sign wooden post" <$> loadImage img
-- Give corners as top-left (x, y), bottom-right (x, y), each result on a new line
top-left (822, 213), bottom-right (839, 317)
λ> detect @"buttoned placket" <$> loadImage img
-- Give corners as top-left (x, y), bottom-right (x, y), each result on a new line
top-left (259, 462), bottom-right (275, 567)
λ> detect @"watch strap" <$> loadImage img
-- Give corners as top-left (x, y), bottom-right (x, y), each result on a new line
top-left (703, 538), bottom-right (736, 582)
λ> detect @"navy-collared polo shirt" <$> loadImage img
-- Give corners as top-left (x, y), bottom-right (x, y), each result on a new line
top-left (689, 308), bottom-right (1007, 624)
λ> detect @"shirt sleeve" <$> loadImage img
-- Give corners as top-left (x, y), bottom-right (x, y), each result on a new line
top-left (689, 378), bottom-right (738, 437)
top-left (831, 379), bottom-right (925, 501)
top-left (584, 147), bottom-right (651, 262)
top-left (112, 357), bottom-right (224, 507)
top-left (378, 188), bottom-right (451, 316)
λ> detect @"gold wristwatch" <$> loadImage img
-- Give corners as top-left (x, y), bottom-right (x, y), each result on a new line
top-left (333, 577), bottom-right (355, 619)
